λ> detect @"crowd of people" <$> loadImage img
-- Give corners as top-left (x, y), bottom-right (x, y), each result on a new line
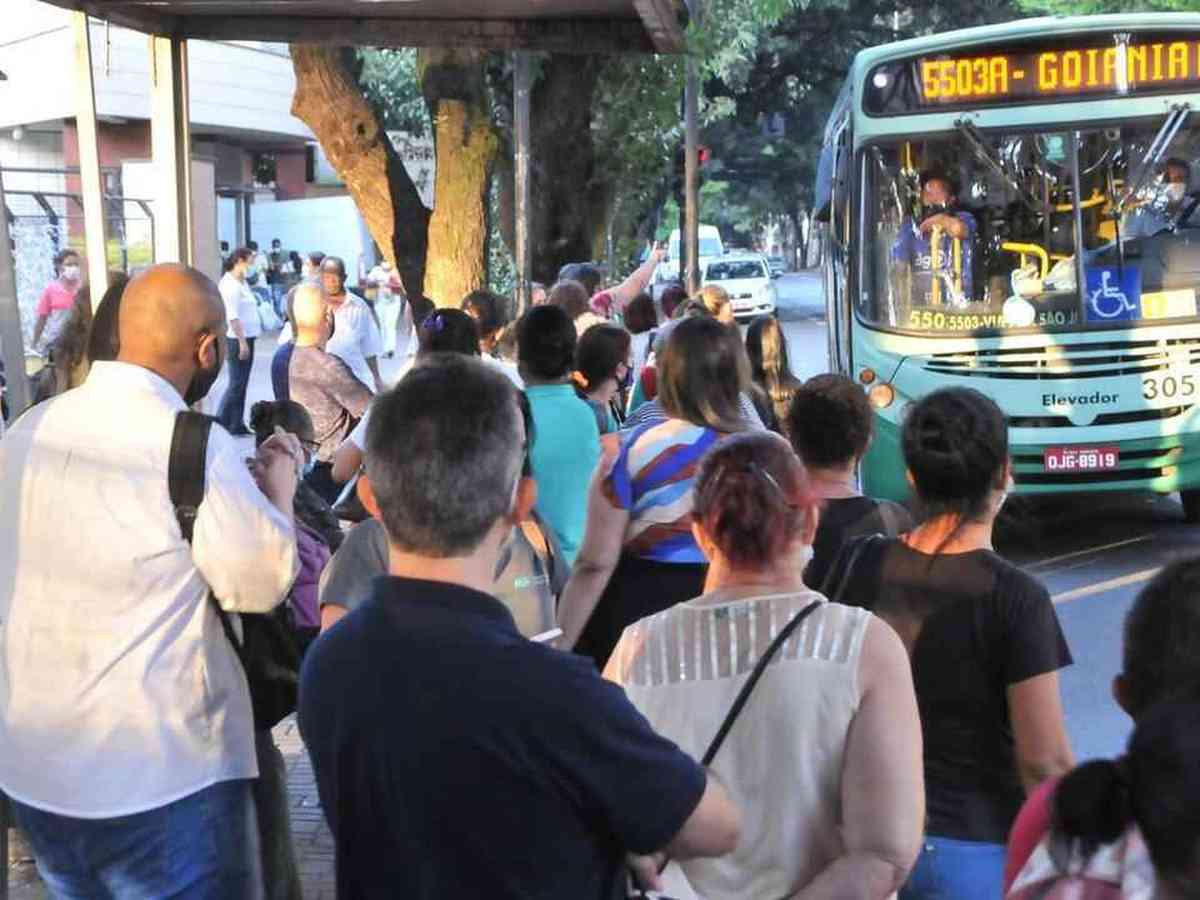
top-left (2, 244), bottom-right (1200, 900)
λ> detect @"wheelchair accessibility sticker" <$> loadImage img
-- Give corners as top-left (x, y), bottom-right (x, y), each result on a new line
top-left (1085, 266), bottom-right (1141, 322)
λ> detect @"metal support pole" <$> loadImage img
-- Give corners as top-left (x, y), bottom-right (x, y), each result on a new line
top-left (684, 56), bottom-right (700, 296)
top-left (1070, 130), bottom-right (1088, 325)
top-left (150, 34), bottom-right (193, 265)
top-left (0, 168), bottom-right (32, 417)
top-left (514, 52), bottom-right (533, 316)
top-left (74, 12), bottom-right (110, 300)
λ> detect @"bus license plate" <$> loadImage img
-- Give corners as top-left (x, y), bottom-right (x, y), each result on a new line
top-left (1043, 446), bottom-right (1119, 472)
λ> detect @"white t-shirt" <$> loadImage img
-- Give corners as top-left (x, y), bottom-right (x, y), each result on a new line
top-left (326, 292), bottom-right (383, 392)
top-left (219, 272), bottom-right (262, 339)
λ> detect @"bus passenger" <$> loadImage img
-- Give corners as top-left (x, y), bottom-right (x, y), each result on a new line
top-left (891, 170), bottom-right (978, 309)
top-left (1122, 157), bottom-right (1191, 239)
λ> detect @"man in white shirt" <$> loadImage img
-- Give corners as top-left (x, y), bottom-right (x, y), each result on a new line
top-left (0, 263), bottom-right (301, 899)
top-left (320, 256), bottom-right (385, 393)
top-left (217, 247), bottom-right (263, 436)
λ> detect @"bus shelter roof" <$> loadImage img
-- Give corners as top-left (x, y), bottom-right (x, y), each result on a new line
top-left (34, 0), bottom-right (686, 54)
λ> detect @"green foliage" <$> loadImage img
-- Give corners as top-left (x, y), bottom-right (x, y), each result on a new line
top-left (592, 54), bottom-right (687, 253)
top-left (355, 48), bottom-right (431, 138)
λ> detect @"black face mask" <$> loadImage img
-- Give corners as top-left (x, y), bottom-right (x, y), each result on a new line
top-left (184, 337), bottom-right (223, 405)
top-left (922, 203), bottom-right (951, 219)
top-left (184, 363), bottom-right (220, 406)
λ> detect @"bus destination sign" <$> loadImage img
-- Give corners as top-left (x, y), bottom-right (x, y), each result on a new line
top-left (867, 34), bottom-right (1200, 113)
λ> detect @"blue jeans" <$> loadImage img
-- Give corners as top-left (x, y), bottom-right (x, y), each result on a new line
top-left (217, 336), bottom-right (256, 433)
top-left (12, 779), bottom-right (262, 899)
top-left (900, 836), bottom-right (1006, 900)
top-left (269, 284), bottom-right (287, 319)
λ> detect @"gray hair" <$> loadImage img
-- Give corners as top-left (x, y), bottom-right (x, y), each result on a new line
top-left (365, 354), bottom-right (524, 557)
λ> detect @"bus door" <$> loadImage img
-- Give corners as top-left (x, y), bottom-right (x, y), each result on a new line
top-left (826, 117), bottom-right (853, 374)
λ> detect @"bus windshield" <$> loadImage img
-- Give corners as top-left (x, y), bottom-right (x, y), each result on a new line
top-left (864, 119), bottom-right (1200, 335)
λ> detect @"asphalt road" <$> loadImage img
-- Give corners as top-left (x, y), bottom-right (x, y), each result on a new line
top-left (213, 274), bottom-right (1174, 764)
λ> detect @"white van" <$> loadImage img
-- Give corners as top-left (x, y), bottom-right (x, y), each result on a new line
top-left (654, 225), bottom-right (724, 293)
top-left (668, 224), bottom-right (724, 261)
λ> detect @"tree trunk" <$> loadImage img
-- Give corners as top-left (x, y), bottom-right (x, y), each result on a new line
top-left (496, 55), bottom-right (603, 286)
top-left (290, 46), bottom-right (429, 296)
top-left (419, 48), bottom-right (498, 307)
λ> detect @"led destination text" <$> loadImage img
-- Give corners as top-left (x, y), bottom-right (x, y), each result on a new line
top-left (916, 39), bottom-right (1200, 104)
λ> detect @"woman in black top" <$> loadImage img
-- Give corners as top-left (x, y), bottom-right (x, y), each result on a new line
top-left (787, 373), bottom-right (912, 590)
top-left (824, 386), bottom-right (1074, 900)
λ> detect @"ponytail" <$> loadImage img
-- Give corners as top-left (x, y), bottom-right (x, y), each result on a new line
top-left (1052, 758), bottom-right (1135, 854)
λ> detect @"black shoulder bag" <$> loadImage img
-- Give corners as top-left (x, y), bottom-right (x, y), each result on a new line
top-left (630, 597), bottom-right (823, 899)
top-left (169, 411), bottom-right (302, 731)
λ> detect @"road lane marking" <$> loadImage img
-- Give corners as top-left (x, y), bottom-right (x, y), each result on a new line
top-left (1028, 534), bottom-right (1152, 572)
top-left (1052, 567), bottom-right (1160, 605)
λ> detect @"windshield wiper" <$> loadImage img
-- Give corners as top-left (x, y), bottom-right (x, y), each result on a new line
top-left (954, 119), bottom-right (1045, 214)
top-left (1118, 103), bottom-right (1191, 215)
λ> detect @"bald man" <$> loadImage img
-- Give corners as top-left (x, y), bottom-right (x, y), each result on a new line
top-left (0, 263), bottom-right (301, 898)
top-left (288, 282), bottom-right (373, 504)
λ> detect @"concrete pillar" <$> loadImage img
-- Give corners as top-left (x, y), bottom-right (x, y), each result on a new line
top-left (150, 35), bottom-right (193, 264)
top-left (74, 12), bottom-right (109, 301)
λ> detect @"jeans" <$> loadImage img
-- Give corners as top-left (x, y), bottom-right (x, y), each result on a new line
top-left (12, 780), bottom-right (262, 900)
top-left (218, 336), bottom-right (256, 433)
top-left (900, 835), bottom-right (1006, 900)
top-left (253, 730), bottom-right (301, 900)
top-left (270, 284), bottom-right (287, 319)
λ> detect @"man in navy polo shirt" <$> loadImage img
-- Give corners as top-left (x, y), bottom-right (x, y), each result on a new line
top-left (298, 353), bottom-right (740, 899)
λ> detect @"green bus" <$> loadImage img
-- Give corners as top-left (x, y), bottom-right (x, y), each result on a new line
top-left (817, 14), bottom-right (1200, 518)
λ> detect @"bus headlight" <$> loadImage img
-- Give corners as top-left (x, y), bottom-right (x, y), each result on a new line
top-left (868, 383), bottom-right (896, 409)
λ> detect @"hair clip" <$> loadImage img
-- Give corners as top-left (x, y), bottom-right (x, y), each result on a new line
top-left (708, 461), bottom-right (797, 510)
top-left (422, 313), bottom-right (445, 333)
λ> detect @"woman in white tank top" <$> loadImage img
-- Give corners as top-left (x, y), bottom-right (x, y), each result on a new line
top-left (606, 431), bottom-right (924, 899)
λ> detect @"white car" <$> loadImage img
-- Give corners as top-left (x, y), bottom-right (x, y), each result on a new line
top-left (702, 254), bottom-right (777, 319)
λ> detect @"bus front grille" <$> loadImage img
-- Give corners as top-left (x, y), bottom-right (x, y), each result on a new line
top-left (1017, 468), bottom-right (1166, 486)
top-left (923, 338), bottom-right (1200, 380)
top-left (1008, 405), bottom-right (1195, 428)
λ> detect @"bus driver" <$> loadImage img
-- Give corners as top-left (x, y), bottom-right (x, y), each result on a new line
top-left (1122, 157), bottom-right (1191, 240)
top-left (891, 170), bottom-right (978, 312)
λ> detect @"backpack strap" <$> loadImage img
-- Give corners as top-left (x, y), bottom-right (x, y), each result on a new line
top-left (169, 411), bottom-right (214, 545)
top-left (168, 411), bottom-right (246, 657)
top-left (700, 599), bottom-right (822, 766)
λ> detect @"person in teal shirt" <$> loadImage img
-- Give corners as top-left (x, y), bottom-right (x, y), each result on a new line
top-left (519, 306), bottom-right (602, 565)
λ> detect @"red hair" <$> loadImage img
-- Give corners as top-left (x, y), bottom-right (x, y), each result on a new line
top-left (693, 432), bottom-right (813, 569)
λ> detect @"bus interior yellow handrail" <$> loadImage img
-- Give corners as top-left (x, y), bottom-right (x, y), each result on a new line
top-left (1002, 242), bottom-right (1050, 280)
top-left (1053, 190), bottom-right (1107, 213)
